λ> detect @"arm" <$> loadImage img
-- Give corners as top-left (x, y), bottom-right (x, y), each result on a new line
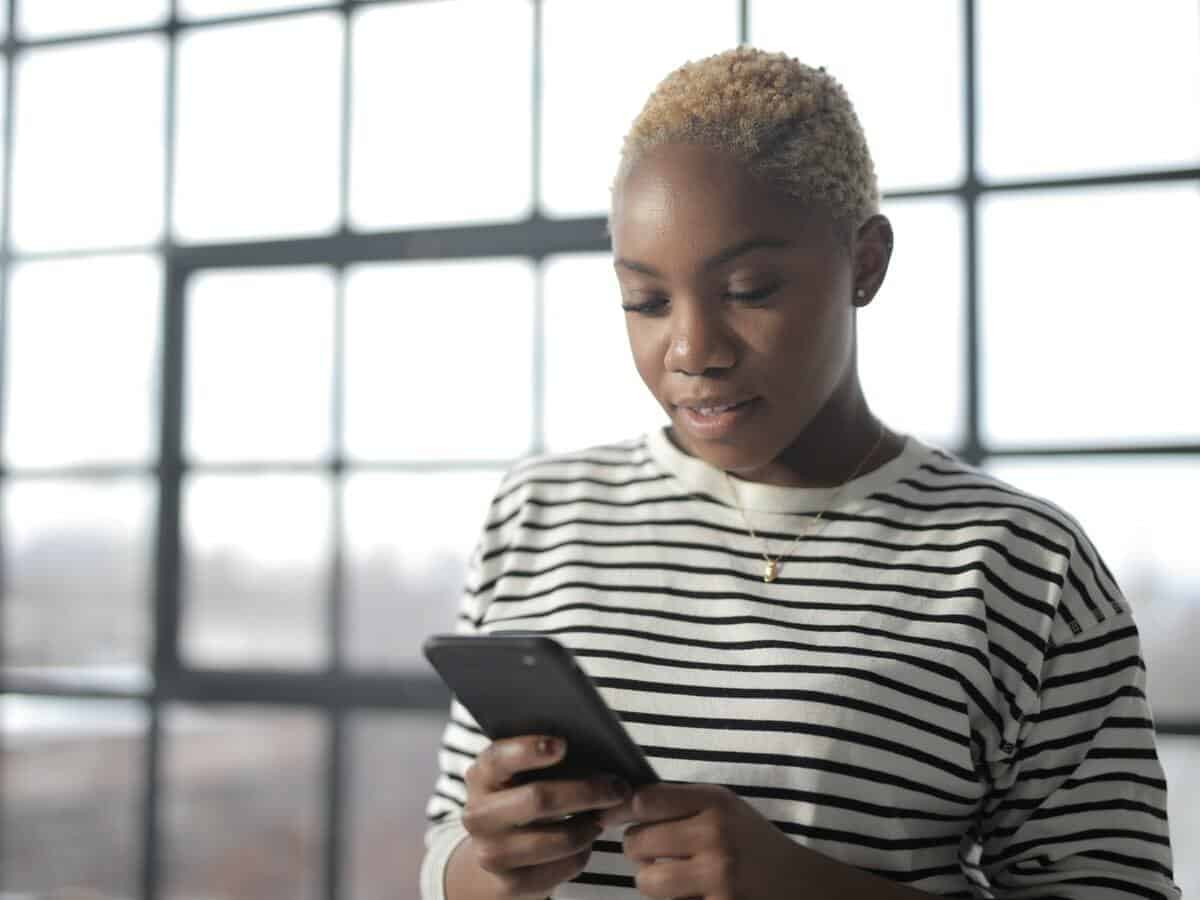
top-left (977, 611), bottom-right (1180, 898)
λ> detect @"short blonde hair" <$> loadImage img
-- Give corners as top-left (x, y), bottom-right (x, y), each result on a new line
top-left (614, 46), bottom-right (879, 233)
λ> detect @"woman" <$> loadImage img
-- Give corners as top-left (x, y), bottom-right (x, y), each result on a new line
top-left (421, 47), bottom-right (1179, 899)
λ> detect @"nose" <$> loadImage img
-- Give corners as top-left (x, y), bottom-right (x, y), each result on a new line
top-left (664, 301), bottom-right (736, 375)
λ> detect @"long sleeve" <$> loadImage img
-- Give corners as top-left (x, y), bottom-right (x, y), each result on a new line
top-left (977, 608), bottom-right (1180, 898)
top-left (420, 473), bottom-right (519, 900)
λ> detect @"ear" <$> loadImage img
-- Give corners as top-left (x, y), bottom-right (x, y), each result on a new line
top-left (851, 214), bottom-right (894, 307)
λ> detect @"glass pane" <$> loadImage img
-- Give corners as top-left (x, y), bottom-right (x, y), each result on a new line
top-left (2, 478), bottom-right (154, 685)
top-left (343, 259), bottom-right (535, 460)
top-left (542, 253), bottom-right (665, 452)
top-left (751, 0), bottom-right (964, 191)
top-left (345, 713), bottom-right (450, 900)
top-left (4, 255), bottom-right (162, 467)
top-left (984, 457), bottom-right (1200, 721)
top-left (344, 471), bottom-right (502, 670)
top-left (182, 474), bottom-right (331, 668)
top-left (1, 697), bottom-right (146, 898)
top-left (350, 0), bottom-right (532, 229)
top-left (18, 0), bottom-right (167, 38)
top-left (180, 0), bottom-right (331, 18)
top-left (186, 267), bottom-right (335, 463)
top-left (163, 706), bottom-right (324, 900)
top-left (173, 13), bottom-right (342, 242)
top-left (1158, 735), bottom-right (1200, 900)
top-left (12, 37), bottom-right (165, 252)
top-left (980, 184), bottom-right (1200, 447)
top-left (540, 0), bottom-right (739, 217)
top-left (859, 197), bottom-right (964, 449)
top-left (979, 1), bottom-right (1200, 180)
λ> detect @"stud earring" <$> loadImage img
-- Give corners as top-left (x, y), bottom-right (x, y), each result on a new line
top-left (855, 287), bottom-right (866, 300)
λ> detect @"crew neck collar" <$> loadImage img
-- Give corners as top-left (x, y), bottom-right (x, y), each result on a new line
top-left (645, 426), bottom-right (929, 515)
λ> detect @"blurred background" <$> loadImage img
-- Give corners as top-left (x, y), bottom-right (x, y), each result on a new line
top-left (0, 0), bottom-right (1196, 898)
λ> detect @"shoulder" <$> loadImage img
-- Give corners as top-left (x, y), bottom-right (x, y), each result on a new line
top-left (480, 435), bottom-right (671, 529)
top-left (878, 438), bottom-right (1125, 640)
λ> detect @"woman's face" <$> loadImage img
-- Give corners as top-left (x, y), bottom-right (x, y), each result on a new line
top-left (610, 142), bottom-right (876, 482)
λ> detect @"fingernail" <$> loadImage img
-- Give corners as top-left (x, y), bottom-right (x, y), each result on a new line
top-left (536, 737), bottom-right (561, 757)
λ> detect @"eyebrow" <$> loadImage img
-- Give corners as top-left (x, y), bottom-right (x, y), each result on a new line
top-left (614, 236), bottom-right (793, 277)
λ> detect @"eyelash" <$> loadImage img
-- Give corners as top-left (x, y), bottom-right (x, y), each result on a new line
top-left (622, 285), bottom-right (778, 315)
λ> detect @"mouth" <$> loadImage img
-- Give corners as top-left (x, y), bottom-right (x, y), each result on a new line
top-left (672, 397), bottom-right (758, 439)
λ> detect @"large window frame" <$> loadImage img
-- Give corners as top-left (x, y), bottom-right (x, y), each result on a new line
top-left (1, 2), bottom-right (1197, 898)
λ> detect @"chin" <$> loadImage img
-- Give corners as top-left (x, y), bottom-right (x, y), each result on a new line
top-left (674, 430), bottom-right (780, 476)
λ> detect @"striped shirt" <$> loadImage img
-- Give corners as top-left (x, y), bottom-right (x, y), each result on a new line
top-left (422, 429), bottom-right (1180, 899)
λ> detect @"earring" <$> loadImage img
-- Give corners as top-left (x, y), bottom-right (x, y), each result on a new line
top-left (855, 287), bottom-right (866, 300)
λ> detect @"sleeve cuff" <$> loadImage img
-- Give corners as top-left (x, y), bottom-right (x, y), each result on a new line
top-left (420, 819), bottom-right (471, 900)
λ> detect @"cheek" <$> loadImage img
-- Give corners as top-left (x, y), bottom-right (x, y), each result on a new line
top-left (756, 304), bottom-right (853, 386)
top-left (624, 319), bottom-right (664, 390)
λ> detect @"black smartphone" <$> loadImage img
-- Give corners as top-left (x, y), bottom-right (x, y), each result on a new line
top-left (423, 633), bottom-right (658, 787)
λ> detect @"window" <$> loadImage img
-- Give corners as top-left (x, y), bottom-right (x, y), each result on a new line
top-left (2, 2), bottom-right (1197, 897)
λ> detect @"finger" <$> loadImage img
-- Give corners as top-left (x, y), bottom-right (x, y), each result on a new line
top-left (472, 814), bottom-right (603, 873)
top-left (464, 775), bottom-right (631, 835)
top-left (488, 848), bottom-right (593, 899)
top-left (626, 782), bottom-right (730, 825)
top-left (624, 817), bottom-right (707, 864)
top-left (634, 856), bottom-right (708, 900)
top-left (596, 794), bottom-right (636, 829)
top-left (466, 735), bottom-right (564, 793)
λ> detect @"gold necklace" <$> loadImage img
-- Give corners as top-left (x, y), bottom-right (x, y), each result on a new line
top-left (723, 421), bottom-right (887, 583)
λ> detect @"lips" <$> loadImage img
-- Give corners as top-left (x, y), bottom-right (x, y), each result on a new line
top-left (674, 397), bottom-right (755, 415)
top-left (672, 396), bottom-right (758, 440)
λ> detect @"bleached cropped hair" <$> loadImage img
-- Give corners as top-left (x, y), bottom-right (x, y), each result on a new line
top-left (614, 46), bottom-right (879, 234)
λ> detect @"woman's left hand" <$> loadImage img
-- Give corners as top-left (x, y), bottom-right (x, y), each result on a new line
top-left (597, 782), bottom-right (810, 900)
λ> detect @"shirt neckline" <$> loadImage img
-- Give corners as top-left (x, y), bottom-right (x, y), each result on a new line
top-left (645, 426), bottom-right (931, 515)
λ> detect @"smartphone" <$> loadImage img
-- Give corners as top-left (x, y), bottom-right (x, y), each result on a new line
top-left (423, 633), bottom-right (659, 787)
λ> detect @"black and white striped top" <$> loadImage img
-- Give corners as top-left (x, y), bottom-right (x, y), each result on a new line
top-left (422, 430), bottom-right (1179, 899)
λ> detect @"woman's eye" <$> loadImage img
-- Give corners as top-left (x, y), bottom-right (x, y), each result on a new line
top-left (726, 284), bottom-right (778, 304)
top-left (621, 296), bottom-right (668, 315)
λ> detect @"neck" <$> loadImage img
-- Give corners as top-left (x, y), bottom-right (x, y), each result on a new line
top-left (735, 373), bottom-right (900, 488)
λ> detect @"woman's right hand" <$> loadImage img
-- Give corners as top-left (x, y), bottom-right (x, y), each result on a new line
top-left (447, 735), bottom-right (632, 900)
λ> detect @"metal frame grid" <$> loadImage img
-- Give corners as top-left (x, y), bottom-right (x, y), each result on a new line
top-left (0, 2), bottom-right (1197, 898)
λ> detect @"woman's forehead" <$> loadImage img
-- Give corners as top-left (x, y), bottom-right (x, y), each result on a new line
top-left (611, 144), bottom-right (831, 262)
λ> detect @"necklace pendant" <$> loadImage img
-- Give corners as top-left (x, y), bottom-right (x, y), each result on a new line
top-left (763, 559), bottom-right (779, 582)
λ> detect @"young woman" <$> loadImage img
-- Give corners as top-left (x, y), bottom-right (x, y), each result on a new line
top-left (421, 47), bottom-right (1179, 900)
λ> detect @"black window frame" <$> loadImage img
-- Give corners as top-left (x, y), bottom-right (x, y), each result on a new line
top-left (0, 2), bottom-right (1197, 898)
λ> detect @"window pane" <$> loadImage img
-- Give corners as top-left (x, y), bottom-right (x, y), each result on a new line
top-left (180, 0), bottom-right (330, 18)
top-left (18, 0), bottom-right (167, 38)
top-left (2, 478), bottom-right (154, 684)
top-left (859, 197), bottom-right (964, 449)
top-left (350, 0), bottom-right (532, 229)
top-left (163, 706), bottom-right (324, 900)
top-left (751, 0), bottom-right (964, 191)
top-left (1, 697), bottom-right (146, 898)
top-left (345, 713), bottom-right (450, 899)
top-left (980, 184), bottom-right (1200, 447)
top-left (542, 254), bottom-right (665, 452)
top-left (541, 0), bottom-right (739, 217)
top-left (173, 13), bottom-right (342, 242)
top-left (4, 255), bottom-right (161, 467)
top-left (985, 457), bottom-right (1200, 721)
top-left (182, 474), bottom-right (331, 668)
top-left (979, 1), bottom-right (1200, 180)
top-left (344, 471), bottom-right (501, 670)
top-left (343, 259), bottom-right (535, 460)
top-left (186, 267), bottom-right (335, 463)
top-left (12, 37), bottom-right (165, 252)
top-left (1158, 736), bottom-right (1200, 900)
